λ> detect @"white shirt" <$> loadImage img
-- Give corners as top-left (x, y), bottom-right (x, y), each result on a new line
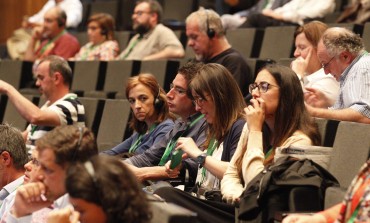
top-left (28, 0), bottom-right (82, 28)
top-left (274, 0), bottom-right (335, 25)
top-left (304, 68), bottom-right (340, 107)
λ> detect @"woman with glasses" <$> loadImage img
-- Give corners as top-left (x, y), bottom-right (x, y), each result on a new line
top-left (291, 21), bottom-right (339, 108)
top-left (154, 63), bottom-right (246, 223)
top-left (71, 13), bottom-right (119, 61)
top-left (47, 155), bottom-right (151, 223)
top-left (221, 64), bottom-right (321, 204)
top-left (102, 73), bottom-right (175, 156)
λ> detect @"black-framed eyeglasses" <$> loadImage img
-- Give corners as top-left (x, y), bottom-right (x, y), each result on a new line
top-left (169, 83), bottom-right (187, 95)
top-left (321, 56), bottom-right (335, 69)
top-left (249, 81), bottom-right (279, 94)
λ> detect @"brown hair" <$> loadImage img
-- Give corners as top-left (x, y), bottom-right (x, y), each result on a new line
top-left (125, 73), bottom-right (174, 134)
top-left (294, 21), bottom-right (328, 48)
top-left (88, 13), bottom-right (116, 40)
top-left (235, 64), bottom-right (321, 180)
top-left (188, 63), bottom-right (245, 143)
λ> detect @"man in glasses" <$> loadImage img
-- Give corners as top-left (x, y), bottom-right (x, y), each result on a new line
top-left (0, 124), bottom-right (28, 206)
top-left (123, 62), bottom-right (208, 186)
top-left (305, 27), bottom-right (370, 124)
top-left (117, 0), bottom-right (184, 60)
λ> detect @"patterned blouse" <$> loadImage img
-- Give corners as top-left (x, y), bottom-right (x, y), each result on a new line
top-left (335, 159), bottom-right (370, 222)
top-left (72, 40), bottom-right (119, 61)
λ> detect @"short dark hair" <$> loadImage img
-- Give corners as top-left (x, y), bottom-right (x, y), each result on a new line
top-left (88, 13), bottom-right (116, 40)
top-left (0, 124), bottom-right (28, 170)
top-left (38, 55), bottom-right (72, 86)
top-left (177, 61), bottom-right (204, 89)
top-left (36, 126), bottom-right (98, 167)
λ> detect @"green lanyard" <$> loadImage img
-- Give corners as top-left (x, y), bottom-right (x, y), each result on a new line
top-left (121, 36), bottom-right (142, 59)
top-left (128, 124), bottom-right (157, 154)
top-left (347, 198), bottom-right (362, 223)
top-left (264, 146), bottom-right (273, 160)
top-left (199, 138), bottom-right (219, 185)
top-left (40, 30), bottom-right (66, 54)
top-left (158, 114), bottom-right (204, 166)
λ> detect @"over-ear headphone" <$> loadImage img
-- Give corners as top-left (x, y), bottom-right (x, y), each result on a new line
top-left (154, 84), bottom-right (164, 110)
top-left (57, 10), bottom-right (67, 27)
top-left (205, 10), bottom-right (215, 39)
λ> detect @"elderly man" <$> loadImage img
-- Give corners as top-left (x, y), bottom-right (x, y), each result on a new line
top-left (0, 56), bottom-right (85, 147)
top-left (185, 9), bottom-right (252, 96)
top-left (117, 0), bottom-right (184, 60)
top-left (306, 27), bottom-right (370, 124)
top-left (23, 7), bottom-right (80, 61)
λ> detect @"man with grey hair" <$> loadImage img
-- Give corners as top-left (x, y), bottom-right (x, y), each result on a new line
top-left (117, 0), bottom-right (184, 60)
top-left (185, 8), bottom-right (252, 96)
top-left (0, 124), bottom-right (29, 205)
top-left (306, 27), bottom-right (370, 124)
top-left (0, 55), bottom-right (85, 147)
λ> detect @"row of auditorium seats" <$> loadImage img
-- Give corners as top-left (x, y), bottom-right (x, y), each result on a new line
top-left (73, 22), bottom-right (370, 62)
top-left (78, 0), bottom-right (351, 32)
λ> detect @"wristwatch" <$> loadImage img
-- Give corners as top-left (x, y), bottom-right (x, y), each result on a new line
top-left (197, 153), bottom-right (208, 168)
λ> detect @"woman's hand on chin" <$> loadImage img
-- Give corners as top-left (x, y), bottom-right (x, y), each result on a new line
top-left (244, 98), bottom-right (265, 132)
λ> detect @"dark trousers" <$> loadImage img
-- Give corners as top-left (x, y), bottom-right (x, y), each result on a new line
top-left (155, 187), bottom-right (235, 223)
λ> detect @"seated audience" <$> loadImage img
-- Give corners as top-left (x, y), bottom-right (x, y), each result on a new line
top-left (291, 21), bottom-right (339, 108)
top-left (221, 0), bottom-right (291, 30)
top-left (46, 155), bottom-right (151, 223)
top-left (117, 0), bottom-right (184, 60)
top-left (306, 27), bottom-right (370, 124)
top-left (71, 13), bottom-right (119, 61)
top-left (7, 0), bottom-right (82, 60)
top-left (124, 62), bottom-right (208, 184)
top-left (154, 63), bottom-right (246, 223)
top-left (5, 126), bottom-right (98, 222)
top-left (23, 7), bottom-right (80, 61)
top-left (282, 158), bottom-right (370, 223)
top-left (337, 0), bottom-right (370, 25)
top-left (103, 74), bottom-right (175, 156)
top-left (0, 56), bottom-right (85, 147)
top-left (241, 0), bottom-right (335, 28)
top-left (186, 8), bottom-right (253, 96)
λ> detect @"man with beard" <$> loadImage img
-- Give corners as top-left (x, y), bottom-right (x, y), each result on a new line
top-left (0, 56), bottom-right (85, 148)
top-left (23, 7), bottom-right (80, 61)
top-left (117, 0), bottom-right (185, 60)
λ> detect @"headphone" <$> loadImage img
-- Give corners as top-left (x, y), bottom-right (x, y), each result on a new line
top-left (154, 84), bottom-right (164, 110)
top-left (205, 10), bottom-right (215, 39)
top-left (56, 9), bottom-right (67, 27)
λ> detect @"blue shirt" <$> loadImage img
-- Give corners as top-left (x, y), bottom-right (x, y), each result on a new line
top-left (102, 119), bottom-right (174, 156)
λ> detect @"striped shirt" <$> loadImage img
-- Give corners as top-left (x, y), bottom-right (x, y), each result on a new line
top-left (331, 52), bottom-right (370, 119)
top-left (26, 93), bottom-right (85, 145)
